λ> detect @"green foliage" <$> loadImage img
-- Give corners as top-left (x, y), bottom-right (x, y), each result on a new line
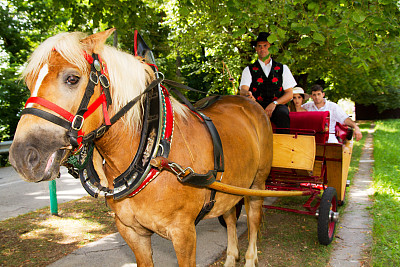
top-left (0, 67), bottom-right (29, 140)
top-left (0, 0), bottom-right (169, 141)
top-left (161, 0), bottom-right (400, 106)
top-left (1, 0), bottom-right (400, 143)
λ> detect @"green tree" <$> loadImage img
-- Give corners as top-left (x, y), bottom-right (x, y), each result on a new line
top-left (160, 0), bottom-right (400, 110)
top-left (1, 0), bottom-right (170, 142)
top-left (0, 3), bottom-right (31, 140)
top-left (2, 0), bottom-right (400, 145)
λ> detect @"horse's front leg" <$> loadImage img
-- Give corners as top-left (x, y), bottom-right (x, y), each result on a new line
top-left (115, 216), bottom-right (154, 267)
top-left (170, 223), bottom-right (197, 267)
top-left (223, 206), bottom-right (240, 267)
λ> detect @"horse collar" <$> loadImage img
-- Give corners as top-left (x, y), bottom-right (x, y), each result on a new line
top-left (77, 84), bottom-right (174, 199)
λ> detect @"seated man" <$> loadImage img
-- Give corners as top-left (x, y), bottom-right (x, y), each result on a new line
top-left (302, 84), bottom-right (362, 143)
top-left (239, 32), bottom-right (296, 133)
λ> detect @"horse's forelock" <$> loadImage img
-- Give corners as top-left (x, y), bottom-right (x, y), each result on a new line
top-left (22, 32), bottom-right (88, 88)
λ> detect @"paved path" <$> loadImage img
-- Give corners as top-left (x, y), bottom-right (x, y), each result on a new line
top-left (49, 197), bottom-right (275, 267)
top-left (0, 166), bottom-right (87, 221)
top-left (49, 213), bottom-right (247, 267)
top-left (329, 125), bottom-right (375, 266)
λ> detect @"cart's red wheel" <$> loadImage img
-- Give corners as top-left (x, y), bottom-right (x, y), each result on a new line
top-left (218, 199), bottom-right (243, 228)
top-left (317, 187), bottom-right (338, 245)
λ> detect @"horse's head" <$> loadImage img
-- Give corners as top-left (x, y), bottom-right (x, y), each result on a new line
top-left (9, 29), bottom-right (153, 182)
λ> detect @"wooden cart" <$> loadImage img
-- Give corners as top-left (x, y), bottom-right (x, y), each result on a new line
top-left (264, 111), bottom-right (353, 245)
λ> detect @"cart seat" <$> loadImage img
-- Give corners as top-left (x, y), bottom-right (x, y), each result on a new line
top-left (289, 111), bottom-right (330, 144)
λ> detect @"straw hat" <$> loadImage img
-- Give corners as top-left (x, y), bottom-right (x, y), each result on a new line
top-left (292, 87), bottom-right (310, 101)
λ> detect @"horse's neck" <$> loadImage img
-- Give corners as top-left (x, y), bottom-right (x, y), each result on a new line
top-left (95, 121), bottom-right (140, 181)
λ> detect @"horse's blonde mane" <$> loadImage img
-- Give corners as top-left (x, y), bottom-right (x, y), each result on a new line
top-left (22, 31), bottom-right (187, 132)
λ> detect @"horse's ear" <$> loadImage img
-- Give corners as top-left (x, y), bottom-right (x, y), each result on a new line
top-left (81, 28), bottom-right (116, 54)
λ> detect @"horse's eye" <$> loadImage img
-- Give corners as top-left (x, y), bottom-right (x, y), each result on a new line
top-left (66, 75), bottom-right (80, 85)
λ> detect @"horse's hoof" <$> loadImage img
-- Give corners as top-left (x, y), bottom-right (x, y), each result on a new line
top-left (224, 255), bottom-right (236, 267)
top-left (244, 258), bottom-right (258, 267)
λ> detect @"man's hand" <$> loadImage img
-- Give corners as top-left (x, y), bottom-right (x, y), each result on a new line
top-left (344, 118), bottom-right (363, 141)
top-left (354, 127), bottom-right (362, 141)
top-left (246, 91), bottom-right (256, 101)
top-left (240, 86), bottom-right (256, 101)
top-left (265, 102), bottom-right (276, 117)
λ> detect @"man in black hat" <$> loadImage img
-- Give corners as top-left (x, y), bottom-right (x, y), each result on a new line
top-left (239, 32), bottom-right (296, 133)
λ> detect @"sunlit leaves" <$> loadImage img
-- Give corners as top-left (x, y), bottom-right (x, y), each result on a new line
top-left (312, 32), bottom-right (325, 45)
top-left (267, 33), bottom-right (278, 45)
top-left (352, 10), bottom-right (366, 23)
top-left (297, 37), bottom-right (312, 48)
top-left (232, 28), bottom-right (246, 38)
top-left (334, 35), bottom-right (347, 46)
top-left (220, 16), bottom-right (230, 25)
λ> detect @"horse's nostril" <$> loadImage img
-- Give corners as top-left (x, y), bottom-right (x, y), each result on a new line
top-left (26, 147), bottom-right (40, 169)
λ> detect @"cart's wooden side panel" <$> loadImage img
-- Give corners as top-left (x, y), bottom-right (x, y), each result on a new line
top-left (341, 141), bottom-right (353, 195)
top-left (272, 134), bottom-right (316, 171)
top-left (326, 141), bottom-right (353, 202)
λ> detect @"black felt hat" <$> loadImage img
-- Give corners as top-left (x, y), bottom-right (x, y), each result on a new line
top-left (251, 32), bottom-right (271, 47)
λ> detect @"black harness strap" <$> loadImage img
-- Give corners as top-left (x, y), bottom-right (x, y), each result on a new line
top-left (21, 108), bottom-right (71, 130)
top-left (68, 54), bottom-right (104, 148)
top-left (194, 189), bottom-right (217, 225)
top-left (162, 80), bottom-right (225, 225)
top-left (81, 77), bottom-right (163, 144)
top-left (166, 85), bottom-right (224, 173)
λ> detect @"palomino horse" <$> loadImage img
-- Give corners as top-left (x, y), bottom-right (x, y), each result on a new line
top-left (9, 29), bottom-right (273, 266)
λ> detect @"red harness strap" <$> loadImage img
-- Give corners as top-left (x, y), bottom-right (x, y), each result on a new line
top-left (25, 97), bottom-right (75, 121)
top-left (25, 93), bottom-right (108, 125)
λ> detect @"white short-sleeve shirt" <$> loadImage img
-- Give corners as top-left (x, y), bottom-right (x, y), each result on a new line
top-left (302, 99), bottom-right (349, 143)
top-left (239, 59), bottom-right (297, 90)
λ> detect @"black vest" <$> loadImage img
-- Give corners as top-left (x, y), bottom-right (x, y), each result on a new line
top-left (249, 60), bottom-right (284, 109)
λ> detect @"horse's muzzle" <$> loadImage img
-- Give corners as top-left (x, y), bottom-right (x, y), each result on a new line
top-left (9, 136), bottom-right (68, 183)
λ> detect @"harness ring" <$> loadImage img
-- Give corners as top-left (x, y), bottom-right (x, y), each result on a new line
top-left (90, 71), bottom-right (99, 84)
top-left (99, 74), bottom-right (110, 88)
top-left (71, 115), bottom-right (85, 131)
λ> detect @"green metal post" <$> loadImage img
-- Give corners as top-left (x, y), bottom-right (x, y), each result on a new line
top-left (48, 180), bottom-right (58, 215)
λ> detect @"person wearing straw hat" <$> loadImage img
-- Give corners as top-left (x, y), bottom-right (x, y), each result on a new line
top-left (239, 32), bottom-right (296, 133)
top-left (288, 87), bottom-right (309, 112)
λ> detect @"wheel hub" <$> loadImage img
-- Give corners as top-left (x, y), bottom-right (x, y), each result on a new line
top-left (330, 210), bottom-right (339, 222)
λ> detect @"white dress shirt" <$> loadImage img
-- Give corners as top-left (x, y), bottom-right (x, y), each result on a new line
top-left (239, 59), bottom-right (297, 90)
top-left (302, 99), bottom-right (349, 143)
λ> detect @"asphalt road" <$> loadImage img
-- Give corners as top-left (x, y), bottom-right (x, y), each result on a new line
top-left (0, 166), bottom-right (87, 221)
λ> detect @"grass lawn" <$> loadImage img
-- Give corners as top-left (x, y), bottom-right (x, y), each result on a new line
top-left (370, 119), bottom-right (400, 266)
